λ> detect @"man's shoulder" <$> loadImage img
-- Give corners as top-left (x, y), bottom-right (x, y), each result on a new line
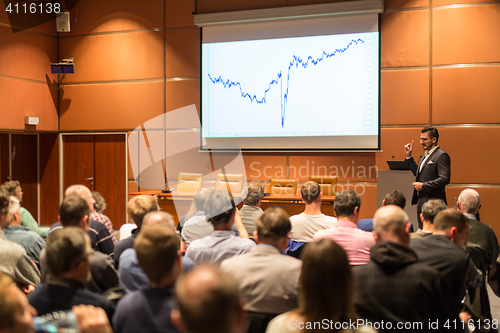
top-left (90, 219), bottom-right (109, 234)
top-left (0, 237), bottom-right (26, 255)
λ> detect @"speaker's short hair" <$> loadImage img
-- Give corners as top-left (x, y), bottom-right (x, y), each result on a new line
top-left (422, 126), bottom-right (439, 143)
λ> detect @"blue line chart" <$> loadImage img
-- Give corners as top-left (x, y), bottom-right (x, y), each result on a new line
top-left (207, 38), bottom-right (365, 128)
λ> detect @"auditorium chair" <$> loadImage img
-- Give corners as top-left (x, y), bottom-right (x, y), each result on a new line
top-left (308, 175), bottom-right (338, 196)
top-left (269, 179), bottom-right (298, 196)
top-left (214, 174), bottom-right (244, 194)
top-left (176, 173), bottom-right (203, 193)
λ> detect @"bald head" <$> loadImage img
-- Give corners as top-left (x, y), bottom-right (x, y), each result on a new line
top-left (373, 205), bottom-right (410, 245)
top-left (457, 189), bottom-right (481, 215)
top-left (174, 265), bottom-right (243, 333)
top-left (65, 185), bottom-right (95, 213)
top-left (143, 211), bottom-right (175, 229)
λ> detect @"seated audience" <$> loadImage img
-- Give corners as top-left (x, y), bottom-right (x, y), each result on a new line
top-left (411, 208), bottom-right (481, 312)
top-left (2, 197), bottom-right (45, 269)
top-left (313, 190), bottom-right (374, 265)
top-left (119, 211), bottom-right (195, 293)
top-left (91, 191), bottom-right (116, 243)
top-left (186, 189), bottom-right (255, 265)
top-left (266, 239), bottom-right (374, 333)
top-left (0, 271), bottom-right (113, 333)
top-left (1, 180), bottom-right (48, 237)
top-left (114, 195), bottom-right (159, 268)
top-left (222, 207), bottom-right (301, 333)
top-left (410, 199), bottom-right (447, 239)
top-left (290, 181), bottom-right (336, 242)
top-left (458, 189), bottom-right (499, 326)
top-left (0, 187), bottom-right (40, 291)
top-left (41, 196), bottom-right (119, 294)
top-left (239, 181), bottom-right (265, 240)
top-left (50, 185), bottom-right (114, 256)
top-left (29, 227), bottom-right (115, 322)
top-left (354, 205), bottom-right (460, 332)
top-left (172, 265), bottom-right (246, 333)
top-left (113, 225), bottom-right (182, 333)
top-left (358, 189), bottom-right (406, 232)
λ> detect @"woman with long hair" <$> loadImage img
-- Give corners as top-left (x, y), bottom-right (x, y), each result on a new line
top-left (266, 239), bottom-right (374, 333)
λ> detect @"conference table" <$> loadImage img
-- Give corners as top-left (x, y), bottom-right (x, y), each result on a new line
top-left (128, 190), bottom-right (336, 224)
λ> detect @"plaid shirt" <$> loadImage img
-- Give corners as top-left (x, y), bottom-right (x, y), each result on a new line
top-left (91, 212), bottom-right (116, 243)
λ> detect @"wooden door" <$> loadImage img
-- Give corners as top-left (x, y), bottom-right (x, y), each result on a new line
top-left (63, 134), bottom-right (126, 230)
top-left (11, 134), bottom-right (38, 220)
top-left (63, 135), bottom-right (95, 191)
top-left (0, 134), bottom-right (9, 184)
top-left (94, 134), bottom-right (126, 229)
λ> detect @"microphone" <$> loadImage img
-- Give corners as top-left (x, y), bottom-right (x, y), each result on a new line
top-left (162, 176), bottom-right (175, 193)
top-left (391, 155), bottom-right (395, 160)
top-left (262, 179), bottom-right (271, 197)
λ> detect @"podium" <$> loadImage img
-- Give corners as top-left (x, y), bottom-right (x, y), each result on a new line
top-left (377, 170), bottom-right (418, 228)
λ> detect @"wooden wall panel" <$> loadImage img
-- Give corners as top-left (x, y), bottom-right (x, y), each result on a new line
top-left (62, 0), bottom-right (164, 35)
top-left (433, 5), bottom-right (500, 65)
top-left (385, 0), bottom-right (429, 10)
top-left (0, 27), bottom-right (57, 81)
top-left (433, 66), bottom-right (500, 125)
top-left (165, 80), bottom-right (200, 113)
top-left (242, 153), bottom-right (287, 181)
top-left (59, 31), bottom-right (164, 83)
top-left (0, 7), bottom-right (57, 35)
top-left (197, 0), bottom-right (286, 14)
top-left (59, 81), bottom-right (164, 131)
top-left (288, 0), bottom-right (358, 5)
top-left (438, 127), bottom-right (500, 185)
top-left (165, 27), bottom-right (200, 78)
top-left (376, 128), bottom-right (426, 171)
top-left (381, 11), bottom-right (429, 68)
top-left (288, 153), bottom-right (377, 182)
top-left (166, 0), bottom-right (195, 28)
top-left (446, 186), bottom-right (500, 237)
top-left (381, 69), bottom-right (429, 125)
top-left (433, 0), bottom-right (499, 6)
top-left (0, 79), bottom-right (58, 131)
top-left (39, 133), bottom-right (59, 225)
top-left (127, 131), bottom-right (136, 181)
top-left (0, 134), bottom-right (8, 184)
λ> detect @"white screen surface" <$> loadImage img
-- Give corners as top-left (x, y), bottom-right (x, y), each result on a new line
top-left (201, 14), bottom-right (380, 150)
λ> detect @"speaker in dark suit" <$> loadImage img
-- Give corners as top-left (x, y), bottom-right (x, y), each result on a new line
top-left (404, 127), bottom-right (450, 229)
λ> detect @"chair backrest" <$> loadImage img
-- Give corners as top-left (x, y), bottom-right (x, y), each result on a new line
top-left (215, 174), bottom-right (244, 194)
top-left (177, 173), bottom-right (203, 193)
top-left (308, 175), bottom-right (338, 196)
top-left (269, 179), bottom-right (298, 196)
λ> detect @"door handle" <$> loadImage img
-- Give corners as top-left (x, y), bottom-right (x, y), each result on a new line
top-left (85, 177), bottom-right (94, 186)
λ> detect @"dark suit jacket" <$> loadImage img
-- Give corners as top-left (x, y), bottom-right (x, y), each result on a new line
top-left (405, 147), bottom-right (450, 206)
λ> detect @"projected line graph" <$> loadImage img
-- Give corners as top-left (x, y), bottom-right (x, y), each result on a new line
top-left (202, 32), bottom-right (378, 137)
top-left (208, 38), bottom-right (364, 127)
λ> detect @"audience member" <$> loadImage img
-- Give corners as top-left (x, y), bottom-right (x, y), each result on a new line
top-left (354, 205), bottom-right (460, 332)
top-left (2, 197), bottom-right (45, 269)
top-left (50, 185), bottom-right (114, 256)
top-left (222, 207), bottom-right (301, 332)
top-left (181, 187), bottom-right (241, 250)
top-left (458, 189), bottom-right (499, 326)
top-left (411, 208), bottom-right (481, 310)
top-left (114, 195), bottom-right (158, 268)
top-left (313, 190), bottom-right (374, 265)
top-left (289, 181), bottom-right (336, 242)
top-left (0, 187), bottom-right (40, 291)
top-left (1, 180), bottom-right (48, 237)
top-left (358, 190), bottom-right (406, 232)
top-left (0, 272), bottom-right (113, 333)
top-left (119, 211), bottom-right (196, 293)
top-left (239, 181), bottom-right (265, 240)
top-left (266, 239), bottom-right (374, 333)
top-left (91, 191), bottom-right (116, 243)
top-left (186, 189), bottom-right (255, 265)
top-left (29, 227), bottom-right (115, 322)
top-left (41, 195), bottom-right (119, 293)
top-left (113, 226), bottom-right (182, 333)
top-left (172, 265), bottom-right (246, 333)
top-left (410, 199), bottom-right (447, 239)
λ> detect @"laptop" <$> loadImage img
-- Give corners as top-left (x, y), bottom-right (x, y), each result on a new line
top-left (387, 161), bottom-right (410, 170)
